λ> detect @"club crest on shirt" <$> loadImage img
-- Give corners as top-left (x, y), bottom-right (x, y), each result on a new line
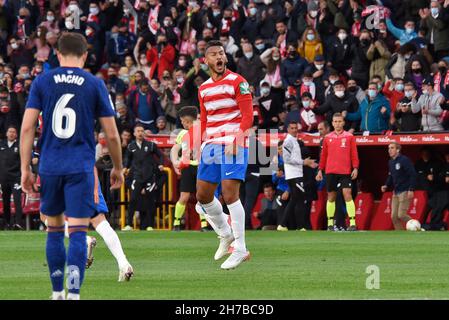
top-left (144, 146), bottom-right (148, 152)
top-left (14, 147), bottom-right (18, 153)
top-left (395, 163), bottom-right (401, 170)
top-left (340, 138), bottom-right (347, 148)
top-left (239, 82), bottom-right (250, 95)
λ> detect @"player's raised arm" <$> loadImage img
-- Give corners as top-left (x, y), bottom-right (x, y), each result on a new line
top-left (20, 108), bottom-right (40, 194)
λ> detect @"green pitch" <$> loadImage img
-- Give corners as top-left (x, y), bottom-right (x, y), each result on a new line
top-left (1, 230), bottom-right (449, 300)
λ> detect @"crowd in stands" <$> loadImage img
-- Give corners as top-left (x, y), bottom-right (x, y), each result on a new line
top-left (0, 0), bottom-right (448, 230)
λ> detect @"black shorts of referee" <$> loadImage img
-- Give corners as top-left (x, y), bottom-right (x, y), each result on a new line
top-left (325, 174), bottom-right (353, 192)
top-left (180, 165), bottom-right (197, 193)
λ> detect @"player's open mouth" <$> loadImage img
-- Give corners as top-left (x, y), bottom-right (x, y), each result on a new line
top-left (216, 61), bottom-right (224, 68)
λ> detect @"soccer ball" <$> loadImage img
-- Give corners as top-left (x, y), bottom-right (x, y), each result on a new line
top-left (406, 219), bottom-right (421, 231)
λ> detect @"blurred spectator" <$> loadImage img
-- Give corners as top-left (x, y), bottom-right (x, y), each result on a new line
top-left (281, 42), bottom-right (308, 88)
top-left (386, 17), bottom-right (418, 45)
top-left (346, 81), bottom-right (391, 133)
top-left (123, 124), bottom-right (164, 231)
top-left (366, 38), bottom-right (391, 82)
top-left (411, 77), bottom-right (444, 132)
top-left (254, 183), bottom-right (279, 231)
top-left (237, 43), bottom-right (265, 89)
top-left (298, 27), bottom-right (323, 63)
top-left (419, 1), bottom-right (449, 60)
top-left (0, 126), bottom-right (23, 230)
top-left (257, 80), bottom-right (283, 129)
top-left (146, 32), bottom-right (176, 80)
top-left (314, 80), bottom-right (359, 132)
top-left (127, 79), bottom-right (164, 133)
top-left (394, 84), bottom-right (422, 132)
top-left (346, 78), bottom-right (366, 104)
top-left (156, 116), bottom-right (170, 134)
top-left (298, 91), bottom-right (323, 133)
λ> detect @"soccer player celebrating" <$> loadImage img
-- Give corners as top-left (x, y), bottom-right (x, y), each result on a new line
top-left (170, 106), bottom-right (208, 231)
top-left (196, 40), bottom-right (253, 270)
top-left (20, 33), bottom-right (124, 300)
top-left (316, 113), bottom-right (359, 231)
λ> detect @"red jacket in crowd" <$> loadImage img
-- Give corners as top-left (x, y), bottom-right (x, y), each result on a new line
top-left (146, 44), bottom-right (176, 80)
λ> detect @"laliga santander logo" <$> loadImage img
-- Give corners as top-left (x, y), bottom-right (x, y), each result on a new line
top-left (409, 198), bottom-right (418, 215)
top-left (384, 197), bottom-right (391, 214)
top-left (356, 199), bottom-right (363, 215)
top-left (363, 5), bottom-right (390, 30)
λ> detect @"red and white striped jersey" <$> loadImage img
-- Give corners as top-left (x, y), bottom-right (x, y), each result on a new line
top-left (198, 70), bottom-right (253, 145)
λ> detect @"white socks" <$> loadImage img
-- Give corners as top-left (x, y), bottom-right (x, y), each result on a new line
top-left (227, 199), bottom-right (247, 253)
top-left (200, 197), bottom-right (232, 237)
top-left (66, 293), bottom-right (80, 300)
top-left (95, 220), bottom-right (128, 268)
top-left (52, 290), bottom-right (65, 300)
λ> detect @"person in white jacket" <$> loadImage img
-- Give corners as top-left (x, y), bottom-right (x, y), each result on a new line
top-left (277, 122), bottom-right (317, 231)
top-left (411, 77), bottom-right (444, 132)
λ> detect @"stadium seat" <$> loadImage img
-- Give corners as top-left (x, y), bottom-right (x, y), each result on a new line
top-left (370, 191), bottom-right (428, 230)
top-left (406, 191), bottom-right (428, 223)
top-left (354, 193), bottom-right (375, 230)
top-left (370, 192), bottom-right (394, 230)
top-left (310, 191), bottom-right (327, 230)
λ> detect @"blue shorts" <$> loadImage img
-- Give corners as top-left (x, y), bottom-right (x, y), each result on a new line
top-left (40, 172), bottom-right (96, 218)
top-left (92, 184), bottom-right (109, 218)
top-left (197, 144), bottom-right (248, 184)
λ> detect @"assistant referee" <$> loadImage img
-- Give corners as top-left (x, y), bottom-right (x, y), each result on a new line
top-left (316, 113), bottom-right (359, 231)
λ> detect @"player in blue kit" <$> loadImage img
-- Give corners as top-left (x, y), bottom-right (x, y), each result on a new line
top-left (40, 168), bottom-right (134, 282)
top-left (20, 33), bottom-right (124, 300)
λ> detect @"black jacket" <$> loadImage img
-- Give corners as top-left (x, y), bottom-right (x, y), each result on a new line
top-left (385, 154), bottom-right (416, 194)
top-left (124, 140), bottom-right (163, 183)
top-left (314, 92), bottom-right (359, 131)
top-left (0, 139), bottom-right (20, 182)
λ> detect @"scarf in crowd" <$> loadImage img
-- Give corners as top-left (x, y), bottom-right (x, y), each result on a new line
top-left (433, 71), bottom-right (449, 93)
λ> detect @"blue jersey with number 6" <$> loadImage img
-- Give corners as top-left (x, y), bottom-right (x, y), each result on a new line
top-left (26, 67), bottom-right (115, 175)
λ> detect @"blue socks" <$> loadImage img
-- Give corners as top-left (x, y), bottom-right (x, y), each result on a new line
top-left (46, 228), bottom-right (66, 292)
top-left (66, 230), bottom-right (87, 295)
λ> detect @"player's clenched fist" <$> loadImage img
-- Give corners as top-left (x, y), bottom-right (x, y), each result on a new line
top-left (21, 169), bottom-right (35, 194)
top-left (109, 167), bottom-right (124, 190)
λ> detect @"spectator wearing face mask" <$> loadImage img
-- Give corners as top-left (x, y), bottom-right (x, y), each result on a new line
top-left (299, 71), bottom-right (316, 100)
top-left (146, 33), bottom-right (176, 80)
top-left (298, 92), bottom-right (323, 133)
top-left (13, 7), bottom-right (35, 40)
top-left (405, 57), bottom-right (429, 96)
top-left (382, 78), bottom-right (406, 116)
top-left (177, 59), bottom-right (208, 110)
top-left (386, 18), bottom-right (418, 45)
top-left (281, 42), bottom-right (308, 88)
top-left (257, 80), bottom-right (283, 129)
top-left (241, 2), bottom-right (261, 43)
top-left (366, 37), bottom-right (392, 83)
top-left (432, 60), bottom-right (449, 100)
top-left (237, 43), bottom-right (265, 89)
top-left (345, 81), bottom-right (391, 133)
top-left (385, 43), bottom-right (416, 82)
top-left (346, 78), bottom-right (366, 104)
top-left (106, 67), bottom-right (127, 96)
top-left (314, 80), bottom-right (359, 132)
top-left (411, 77), bottom-right (444, 132)
top-left (298, 27), bottom-right (324, 63)
top-left (394, 84), bottom-right (422, 132)
top-left (7, 37), bottom-right (34, 72)
top-left (419, 1), bottom-right (449, 60)
top-left (260, 47), bottom-right (283, 101)
top-left (305, 55), bottom-right (328, 104)
top-left (0, 100), bottom-right (16, 139)
top-left (39, 9), bottom-right (60, 35)
top-left (297, 0), bottom-right (320, 38)
top-left (327, 29), bottom-right (352, 76)
top-left (350, 30), bottom-right (372, 90)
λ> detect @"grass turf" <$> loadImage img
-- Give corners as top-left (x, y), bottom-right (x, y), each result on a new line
top-left (1, 230), bottom-right (449, 300)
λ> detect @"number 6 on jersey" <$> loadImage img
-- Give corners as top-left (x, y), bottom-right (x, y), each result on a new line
top-left (52, 93), bottom-right (76, 139)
